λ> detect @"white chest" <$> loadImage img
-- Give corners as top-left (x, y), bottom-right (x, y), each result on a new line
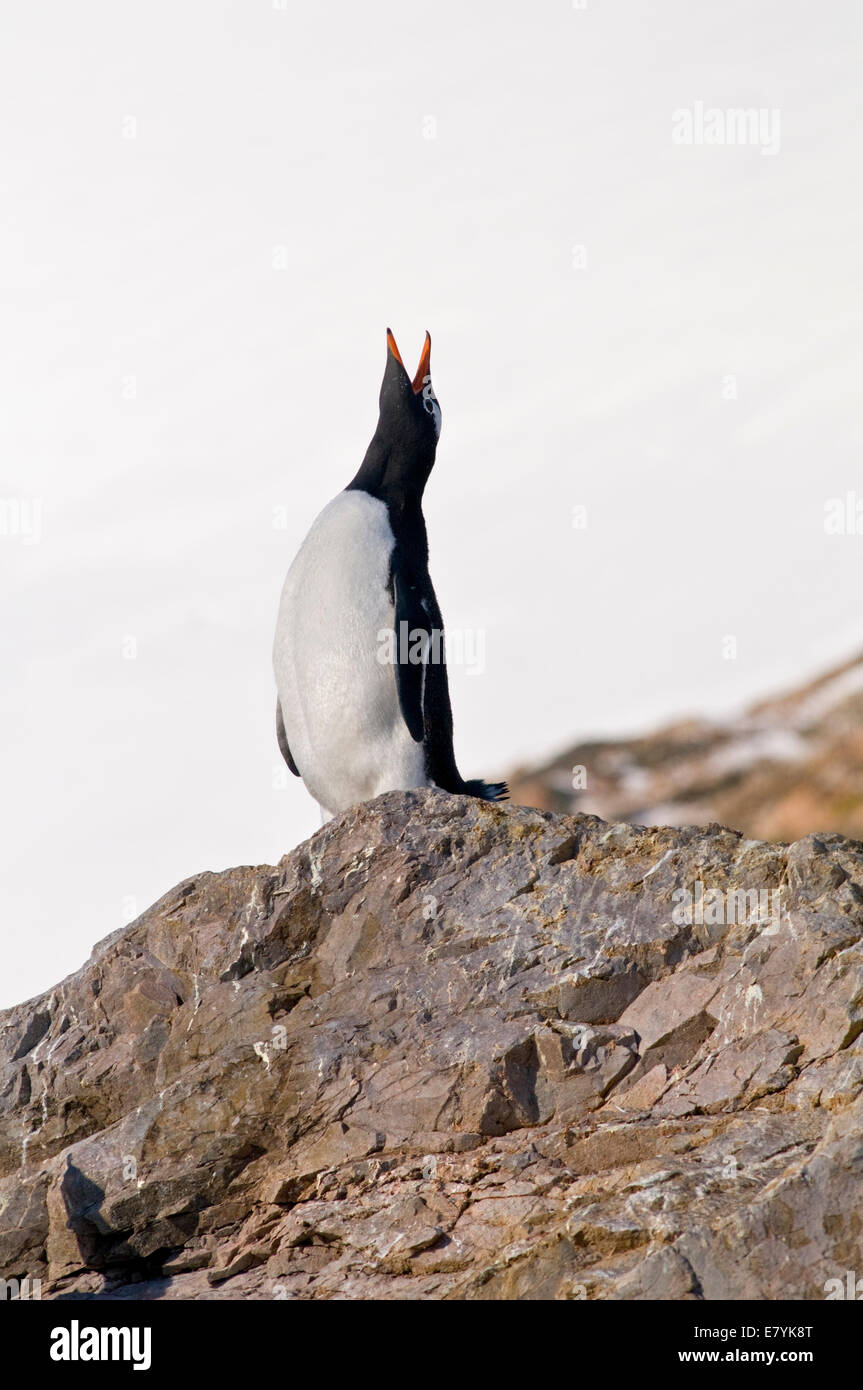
top-left (273, 490), bottom-right (427, 813)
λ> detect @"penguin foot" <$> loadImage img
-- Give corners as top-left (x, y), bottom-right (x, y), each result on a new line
top-left (464, 779), bottom-right (509, 802)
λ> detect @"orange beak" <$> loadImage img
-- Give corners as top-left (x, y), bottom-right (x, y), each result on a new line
top-left (386, 328), bottom-right (405, 370)
top-left (411, 331), bottom-right (431, 394)
top-left (386, 328), bottom-right (432, 394)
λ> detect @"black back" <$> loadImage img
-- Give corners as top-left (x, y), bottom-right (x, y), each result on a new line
top-left (346, 331), bottom-right (507, 803)
top-left (346, 332), bottom-right (438, 516)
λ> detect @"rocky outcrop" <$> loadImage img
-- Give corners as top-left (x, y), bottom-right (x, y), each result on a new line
top-left (509, 650), bottom-right (863, 843)
top-left (2, 790), bottom-right (862, 1300)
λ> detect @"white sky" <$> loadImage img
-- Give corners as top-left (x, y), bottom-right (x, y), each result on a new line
top-left (2, 0), bottom-right (862, 1007)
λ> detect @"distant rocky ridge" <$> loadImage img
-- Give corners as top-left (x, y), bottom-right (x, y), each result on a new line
top-left (509, 652), bottom-right (863, 844)
top-left (2, 790), bottom-right (862, 1300)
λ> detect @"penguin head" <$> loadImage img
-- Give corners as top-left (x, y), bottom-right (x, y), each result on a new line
top-left (349, 330), bottom-right (443, 505)
top-left (381, 328), bottom-right (441, 440)
top-left (366, 328), bottom-right (441, 498)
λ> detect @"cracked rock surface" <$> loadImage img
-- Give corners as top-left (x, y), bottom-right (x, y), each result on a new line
top-left (2, 790), bottom-right (862, 1300)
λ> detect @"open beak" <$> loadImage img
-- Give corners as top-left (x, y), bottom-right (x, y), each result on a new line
top-left (386, 328), bottom-right (405, 370)
top-left (386, 328), bottom-right (431, 394)
top-left (411, 331), bottom-right (431, 394)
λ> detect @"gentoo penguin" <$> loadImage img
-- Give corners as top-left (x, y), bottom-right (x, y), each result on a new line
top-left (272, 328), bottom-right (508, 820)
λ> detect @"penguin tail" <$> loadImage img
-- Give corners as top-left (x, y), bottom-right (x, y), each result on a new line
top-left (464, 778), bottom-right (509, 803)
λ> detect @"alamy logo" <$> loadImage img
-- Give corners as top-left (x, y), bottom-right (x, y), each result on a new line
top-left (672, 881), bottom-right (781, 929)
top-left (824, 1270), bottom-right (863, 1300)
top-left (377, 623), bottom-right (486, 675)
top-left (672, 102), bottom-right (781, 156)
top-left (0, 497), bottom-right (42, 544)
top-left (0, 1276), bottom-right (41, 1300)
top-left (824, 492), bottom-right (863, 535)
top-left (50, 1320), bottom-right (151, 1371)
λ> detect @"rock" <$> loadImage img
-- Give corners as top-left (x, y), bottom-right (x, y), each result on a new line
top-left (608, 1246), bottom-right (700, 1300)
top-left (507, 649), bottom-right (863, 844)
top-left (618, 970), bottom-right (719, 1071)
top-left (1, 788), bottom-right (862, 1300)
top-left (609, 1063), bottom-right (669, 1112)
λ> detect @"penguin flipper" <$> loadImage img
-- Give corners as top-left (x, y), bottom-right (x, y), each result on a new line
top-left (392, 568), bottom-right (427, 744)
top-left (276, 699), bottom-right (301, 776)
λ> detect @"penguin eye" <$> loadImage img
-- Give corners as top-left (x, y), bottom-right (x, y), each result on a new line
top-left (417, 375), bottom-right (440, 436)
top-left (425, 396), bottom-right (441, 438)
